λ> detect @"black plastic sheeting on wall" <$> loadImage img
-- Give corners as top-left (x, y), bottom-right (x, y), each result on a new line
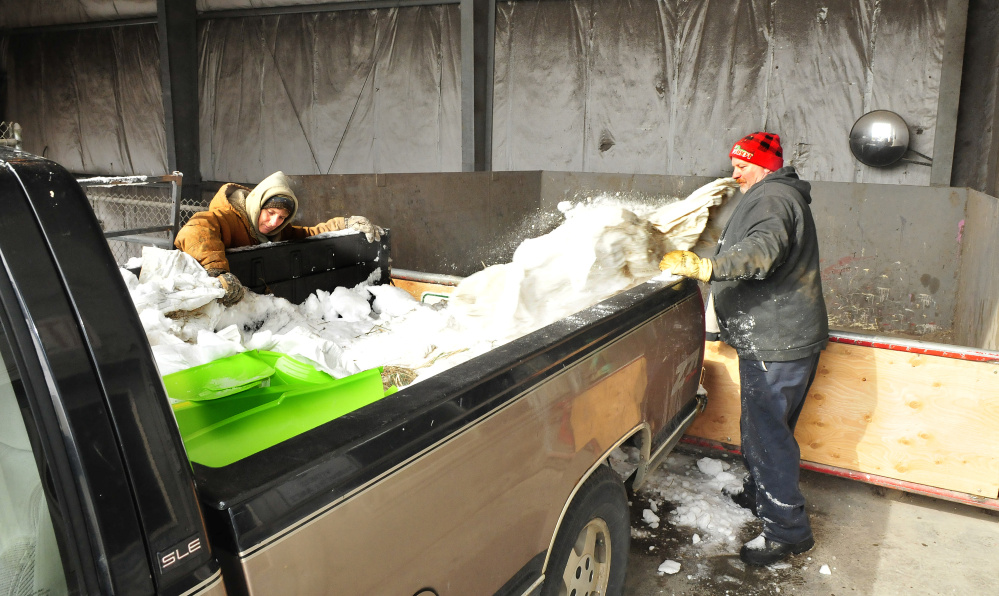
top-left (0, 1), bottom-right (156, 29)
top-left (1, 1), bottom-right (952, 185)
top-left (953, 0), bottom-right (999, 192)
top-left (0, 1), bottom-right (364, 29)
top-left (3, 26), bottom-right (168, 175)
top-left (198, 8), bottom-right (462, 180)
top-left (493, 0), bottom-right (945, 184)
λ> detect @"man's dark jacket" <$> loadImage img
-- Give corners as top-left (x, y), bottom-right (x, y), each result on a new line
top-left (710, 166), bottom-right (829, 361)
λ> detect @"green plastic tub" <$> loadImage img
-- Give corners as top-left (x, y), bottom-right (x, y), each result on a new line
top-left (165, 351), bottom-right (396, 467)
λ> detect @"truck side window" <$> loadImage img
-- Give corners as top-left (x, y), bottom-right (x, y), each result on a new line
top-left (0, 327), bottom-right (69, 595)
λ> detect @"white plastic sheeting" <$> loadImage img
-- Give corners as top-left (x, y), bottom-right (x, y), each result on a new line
top-left (1, 0), bottom-right (952, 185)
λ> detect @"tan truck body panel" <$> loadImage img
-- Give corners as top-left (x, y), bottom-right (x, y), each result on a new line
top-left (231, 289), bottom-right (704, 595)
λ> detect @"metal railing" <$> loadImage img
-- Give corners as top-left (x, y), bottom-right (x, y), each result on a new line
top-left (77, 172), bottom-right (208, 267)
top-left (0, 122), bottom-right (22, 151)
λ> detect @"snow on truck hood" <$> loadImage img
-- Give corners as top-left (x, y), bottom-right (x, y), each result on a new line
top-left (124, 178), bottom-right (736, 384)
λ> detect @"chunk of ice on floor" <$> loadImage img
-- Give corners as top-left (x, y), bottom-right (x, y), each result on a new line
top-left (714, 471), bottom-right (737, 483)
top-left (657, 560), bottom-right (681, 575)
top-left (696, 457), bottom-right (725, 477)
top-left (642, 509), bottom-right (660, 528)
top-left (820, 564), bottom-right (832, 575)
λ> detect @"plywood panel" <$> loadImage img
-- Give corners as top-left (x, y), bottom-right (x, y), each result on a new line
top-left (685, 341), bottom-right (742, 444)
top-left (392, 279), bottom-right (455, 303)
top-left (686, 342), bottom-right (999, 498)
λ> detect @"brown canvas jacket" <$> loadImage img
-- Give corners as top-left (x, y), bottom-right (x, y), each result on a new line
top-left (174, 182), bottom-right (346, 273)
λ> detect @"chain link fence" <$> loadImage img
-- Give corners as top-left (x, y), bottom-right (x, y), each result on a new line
top-left (77, 173), bottom-right (209, 267)
top-left (0, 121), bottom-right (22, 151)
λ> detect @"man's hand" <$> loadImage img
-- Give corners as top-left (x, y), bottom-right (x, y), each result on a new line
top-left (346, 216), bottom-right (383, 242)
top-left (214, 272), bottom-right (246, 306)
top-left (659, 250), bottom-right (713, 283)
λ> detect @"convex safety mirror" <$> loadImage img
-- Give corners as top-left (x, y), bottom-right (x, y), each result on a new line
top-left (849, 110), bottom-right (931, 167)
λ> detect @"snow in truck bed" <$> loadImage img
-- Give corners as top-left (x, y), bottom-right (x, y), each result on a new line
top-left (124, 178), bottom-right (735, 384)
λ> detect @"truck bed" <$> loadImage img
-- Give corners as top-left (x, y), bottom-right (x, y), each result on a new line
top-left (0, 148), bottom-right (706, 595)
top-left (195, 272), bottom-right (705, 585)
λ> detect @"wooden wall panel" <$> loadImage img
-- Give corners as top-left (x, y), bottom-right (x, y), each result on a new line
top-left (686, 341), bottom-right (999, 498)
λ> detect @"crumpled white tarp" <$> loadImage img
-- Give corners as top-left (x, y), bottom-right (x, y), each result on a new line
top-left (126, 246), bottom-right (474, 380)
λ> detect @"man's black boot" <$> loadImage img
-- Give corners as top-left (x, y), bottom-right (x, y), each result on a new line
top-left (725, 488), bottom-right (758, 515)
top-left (723, 479), bottom-right (758, 516)
top-left (739, 534), bottom-right (815, 567)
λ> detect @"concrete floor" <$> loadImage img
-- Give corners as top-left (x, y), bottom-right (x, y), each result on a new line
top-left (624, 444), bottom-right (999, 595)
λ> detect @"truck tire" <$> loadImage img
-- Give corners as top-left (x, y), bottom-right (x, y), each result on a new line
top-left (542, 465), bottom-right (630, 596)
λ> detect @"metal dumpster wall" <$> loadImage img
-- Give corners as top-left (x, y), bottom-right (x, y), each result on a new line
top-left (809, 181), bottom-right (968, 341)
top-left (278, 170), bottom-right (719, 276)
top-left (953, 190), bottom-right (999, 350)
top-left (289, 171), bottom-right (545, 276)
top-left (270, 171), bottom-right (996, 346)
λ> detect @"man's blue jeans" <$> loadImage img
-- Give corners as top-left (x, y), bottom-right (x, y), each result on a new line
top-left (739, 351), bottom-right (821, 545)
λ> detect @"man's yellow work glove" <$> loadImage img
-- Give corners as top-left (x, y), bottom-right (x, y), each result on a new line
top-left (658, 250), bottom-right (713, 283)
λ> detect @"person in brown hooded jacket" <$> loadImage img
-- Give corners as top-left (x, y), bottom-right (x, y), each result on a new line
top-left (174, 171), bottom-right (382, 306)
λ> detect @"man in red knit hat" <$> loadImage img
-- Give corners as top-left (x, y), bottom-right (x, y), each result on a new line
top-left (659, 132), bottom-right (829, 566)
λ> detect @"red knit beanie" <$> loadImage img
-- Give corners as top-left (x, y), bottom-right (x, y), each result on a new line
top-left (730, 132), bottom-right (784, 171)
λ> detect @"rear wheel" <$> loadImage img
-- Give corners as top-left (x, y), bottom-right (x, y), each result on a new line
top-left (542, 465), bottom-right (630, 596)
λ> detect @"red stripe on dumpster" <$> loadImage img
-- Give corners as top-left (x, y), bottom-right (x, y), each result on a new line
top-left (828, 334), bottom-right (999, 363)
top-left (680, 436), bottom-right (999, 512)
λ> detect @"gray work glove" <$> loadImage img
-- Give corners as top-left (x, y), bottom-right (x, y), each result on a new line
top-left (345, 216), bottom-right (383, 243)
top-left (207, 269), bottom-right (246, 306)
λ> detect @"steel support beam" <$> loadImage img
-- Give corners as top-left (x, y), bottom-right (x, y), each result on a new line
top-left (931, 0), bottom-right (970, 187)
top-left (157, 0), bottom-right (200, 200)
top-left (0, 2), bottom-right (458, 32)
top-left (202, 0), bottom-right (456, 20)
top-left (0, 17), bottom-right (157, 35)
top-left (955, 0), bottom-right (999, 196)
top-left (460, 0), bottom-right (495, 172)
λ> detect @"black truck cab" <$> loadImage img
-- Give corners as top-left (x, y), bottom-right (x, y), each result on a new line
top-left (0, 149), bottom-right (220, 595)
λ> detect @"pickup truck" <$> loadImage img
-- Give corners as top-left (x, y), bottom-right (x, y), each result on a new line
top-left (0, 148), bottom-right (706, 595)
